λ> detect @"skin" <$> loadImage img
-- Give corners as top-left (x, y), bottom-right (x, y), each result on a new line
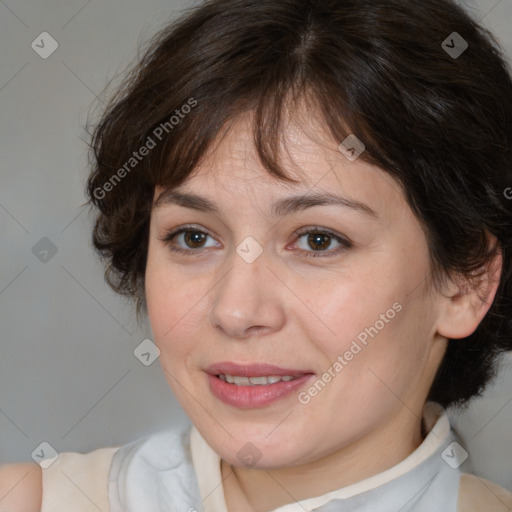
top-left (0, 463), bottom-right (42, 512)
top-left (145, 108), bottom-right (501, 512)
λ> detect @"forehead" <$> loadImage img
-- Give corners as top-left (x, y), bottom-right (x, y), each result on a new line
top-left (154, 112), bottom-right (405, 222)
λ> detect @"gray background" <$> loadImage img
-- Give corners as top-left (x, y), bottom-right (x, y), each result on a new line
top-left (1, 0), bottom-right (511, 493)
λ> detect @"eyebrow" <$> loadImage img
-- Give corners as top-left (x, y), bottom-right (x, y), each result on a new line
top-left (153, 190), bottom-right (378, 218)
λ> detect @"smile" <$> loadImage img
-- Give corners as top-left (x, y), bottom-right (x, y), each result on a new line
top-left (217, 374), bottom-right (297, 385)
top-left (207, 372), bottom-right (314, 408)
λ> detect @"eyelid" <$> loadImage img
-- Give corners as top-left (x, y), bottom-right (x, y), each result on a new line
top-left (158, 224), bottom-right (219, 252)
top-left (291, 226), bottom-right (352, 258)
top-left (159, 224), bottom-right (352, 258)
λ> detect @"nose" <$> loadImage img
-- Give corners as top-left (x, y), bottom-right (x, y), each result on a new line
top-left (209, 247), bottom-right (286, 340)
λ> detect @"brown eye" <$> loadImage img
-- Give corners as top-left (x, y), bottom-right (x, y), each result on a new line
top-left (160, 226), bottom-right (219, 254)
top-left (294, 228), bottom-right (352, 259)
top-left (306, 233), bottom-right (332, 251)
top-left (183, 231), bottom-right (207, 248)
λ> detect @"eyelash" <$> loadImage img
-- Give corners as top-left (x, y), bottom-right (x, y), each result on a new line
top-left (159, 224), bottom-right (352, 259)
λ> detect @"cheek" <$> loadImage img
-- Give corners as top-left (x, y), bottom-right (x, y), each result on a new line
top-left (293, 264), bottom-right (400, 350)
top-left (145, 253), bottom-right (213, 355)
top-left (324, 297), bottom-right (433, 404)
top-left (297, 260), bottom-right (432, 387)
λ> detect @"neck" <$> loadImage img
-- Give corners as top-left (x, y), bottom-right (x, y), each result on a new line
top-left (221, 408), bottom-right (425, 512)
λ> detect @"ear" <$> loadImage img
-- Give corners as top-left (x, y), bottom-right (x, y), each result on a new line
top-left (436, 244), bottom-right (502, 340)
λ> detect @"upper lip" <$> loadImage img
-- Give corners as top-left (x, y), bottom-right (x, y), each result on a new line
top-left (205, 362), bottom-right (313, 378)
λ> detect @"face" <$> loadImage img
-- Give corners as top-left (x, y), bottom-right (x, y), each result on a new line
top-left (145, 111), bottom-right (447, 469)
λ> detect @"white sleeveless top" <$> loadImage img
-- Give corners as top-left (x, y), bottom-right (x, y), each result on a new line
top-left (40, 403), bottom-right (512, 511)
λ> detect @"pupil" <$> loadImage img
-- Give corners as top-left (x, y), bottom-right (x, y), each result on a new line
top-left (183, 232), bottom-right (331, 251)
top-left (309, 234), bottom-right (329, 251)
top-left (185, 231), bottom-right (205, 248)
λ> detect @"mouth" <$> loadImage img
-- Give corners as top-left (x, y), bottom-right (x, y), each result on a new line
top-left (217, 374), bottom-right (298, 385)
top-left (205, 361), bottom-right (312, 378)
top-left (205, 362), bottom-right (315, 408)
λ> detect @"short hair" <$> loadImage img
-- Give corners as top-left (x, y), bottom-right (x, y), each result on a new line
top-left (86, 0), bottom-right (512, 408)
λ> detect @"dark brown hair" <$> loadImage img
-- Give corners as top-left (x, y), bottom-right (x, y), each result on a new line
top-left (86, 0), bottom-right (512, 408)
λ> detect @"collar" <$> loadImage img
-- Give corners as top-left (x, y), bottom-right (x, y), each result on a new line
top-left (190, 402), bottom-right (460, 512)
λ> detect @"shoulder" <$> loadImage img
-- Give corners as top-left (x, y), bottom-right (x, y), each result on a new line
top-left (0, 445), bottom-right (120, 512)
top-left (458, 473), bottom-right (512, 512)
top-left (0, 428), bottom-right (192, 512)
top-left (0, 462), bottom-right (42, 512)
top-left (39, 446), bottom-right (119, 512)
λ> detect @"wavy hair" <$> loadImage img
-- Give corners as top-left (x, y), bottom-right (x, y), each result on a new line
top-left (86, 0), bottom-right (512, 408)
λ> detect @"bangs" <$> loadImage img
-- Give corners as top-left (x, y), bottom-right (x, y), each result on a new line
top-left (141, 79), bottom-right (370, 199)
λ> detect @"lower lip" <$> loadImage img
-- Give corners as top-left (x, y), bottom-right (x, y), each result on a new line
top-left (206, 373), bottom-right (314, 408)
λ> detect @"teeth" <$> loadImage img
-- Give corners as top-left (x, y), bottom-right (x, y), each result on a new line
top-left (233, 376), bottom-right (250, 385)
top-left (249, 376), bottom-right (269, 385)
top-left (218, 374), bottom-right (297, 385)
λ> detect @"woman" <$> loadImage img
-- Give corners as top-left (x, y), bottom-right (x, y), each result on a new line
top-left (2, 0), bottom-right (512, 510)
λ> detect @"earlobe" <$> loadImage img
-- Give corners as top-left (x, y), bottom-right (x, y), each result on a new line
top-left (436, 247), bottom-right (502, 340)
